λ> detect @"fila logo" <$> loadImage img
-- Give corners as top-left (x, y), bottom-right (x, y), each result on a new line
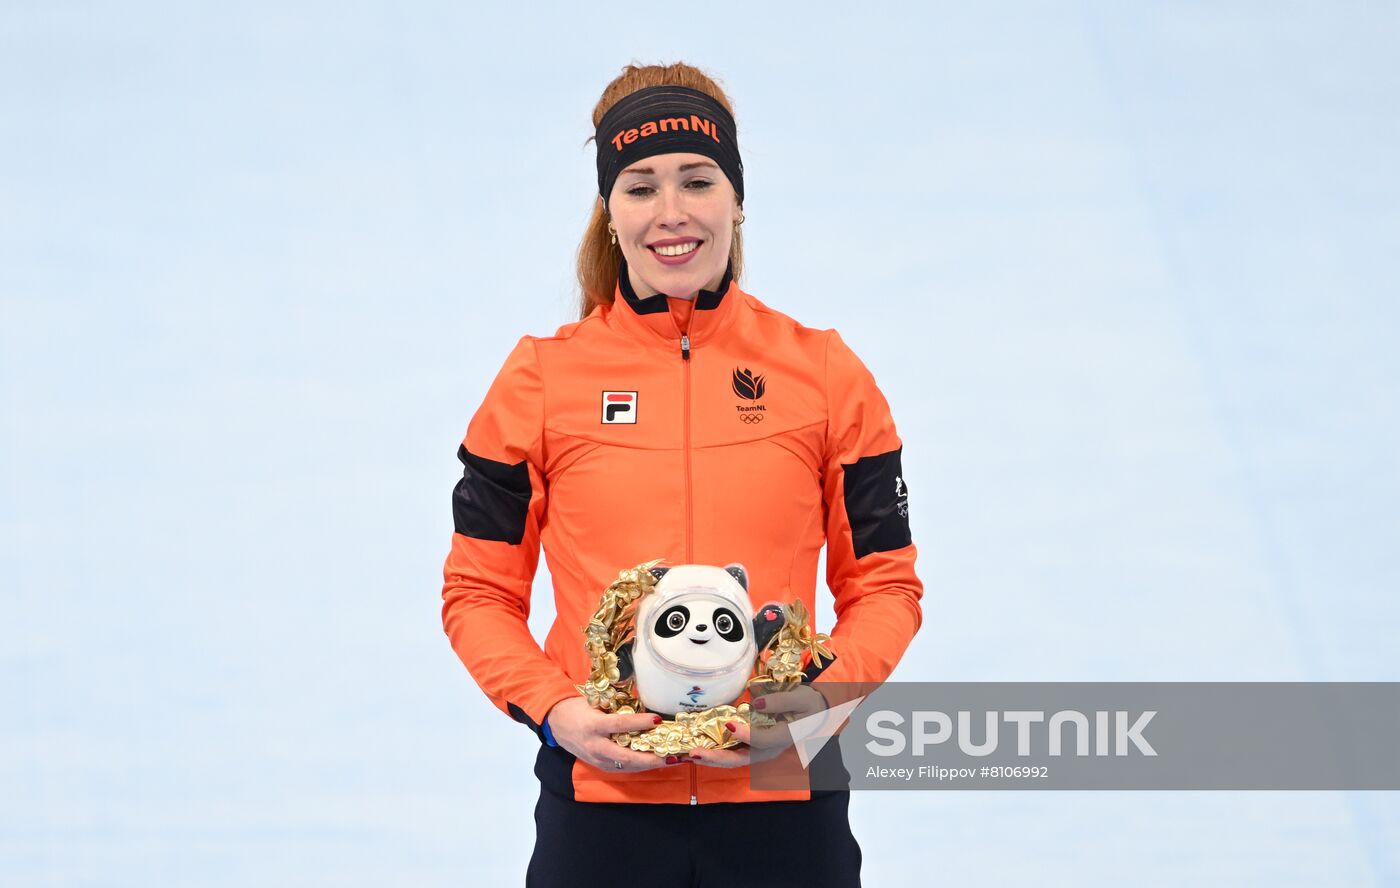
top-left (611, 115), bottom-right (722, 151)
top-left (601, 391), bottom-right (638, 424)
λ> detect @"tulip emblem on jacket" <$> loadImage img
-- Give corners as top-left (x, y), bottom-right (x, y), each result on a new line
top-left (732, 367), bottom-right (766, 401)
top-left (732, 368), bottom-right (768, 424)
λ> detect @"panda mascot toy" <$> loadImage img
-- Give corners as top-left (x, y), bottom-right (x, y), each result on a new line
top-left (613, 563), bottom-right (788, 717)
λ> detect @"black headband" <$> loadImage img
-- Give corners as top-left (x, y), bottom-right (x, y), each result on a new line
top-left (595, 85), bottom-right (744, 214)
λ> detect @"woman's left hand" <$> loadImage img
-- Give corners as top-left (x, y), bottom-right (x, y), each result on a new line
top-left (686, 685), bottom-right (829, 768)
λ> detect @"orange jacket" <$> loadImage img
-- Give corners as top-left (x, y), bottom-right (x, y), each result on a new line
top-left (442, 262), bottom-right (923, 804)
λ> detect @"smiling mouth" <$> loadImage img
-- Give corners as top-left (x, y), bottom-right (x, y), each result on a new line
top-left (689, 638), bottom-right (709, 645)
top-left (649, 240), bottom-right (702, 257)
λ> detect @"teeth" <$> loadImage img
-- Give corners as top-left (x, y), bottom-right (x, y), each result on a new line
top-left (653, 241), bottom-right (699, 257)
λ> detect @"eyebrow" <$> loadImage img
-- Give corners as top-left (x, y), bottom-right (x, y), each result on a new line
top-left (619, 161), bottom-right (719, 176)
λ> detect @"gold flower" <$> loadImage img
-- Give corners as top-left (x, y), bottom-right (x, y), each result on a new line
top-left (597, 651), bottom-right (620, 684)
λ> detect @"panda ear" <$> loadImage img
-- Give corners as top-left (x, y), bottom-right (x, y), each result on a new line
top-left (723, 563), bottom-right (748, 591)
top-left (616, 639), bottom-right (635, 683)
top-left (649, 566), bottom-right (670, 582)
top-left (751, 602), bottom-right (786, 652)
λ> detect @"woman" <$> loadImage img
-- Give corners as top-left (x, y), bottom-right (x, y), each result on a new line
top-left (442, 62), bottom-right (923, 886)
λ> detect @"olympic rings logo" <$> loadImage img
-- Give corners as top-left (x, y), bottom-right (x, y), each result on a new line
top-left (739, 413), bottom-right (765, 424)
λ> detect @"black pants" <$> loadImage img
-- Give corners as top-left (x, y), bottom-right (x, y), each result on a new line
top-left (525, 787), bottom-right (862, 887)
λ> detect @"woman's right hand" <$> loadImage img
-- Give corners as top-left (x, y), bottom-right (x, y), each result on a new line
top-left (544, 697), bottom-right (687, 771)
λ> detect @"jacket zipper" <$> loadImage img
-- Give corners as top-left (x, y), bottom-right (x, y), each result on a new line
top-left (681, 332), bottom-right (693, 564)
top-left (680, 331), bottom-right (698, 805)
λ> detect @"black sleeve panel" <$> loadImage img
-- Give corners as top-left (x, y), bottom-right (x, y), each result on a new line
top-left (802, 651), bottom-right (838, 682)
top-left (840, 445), bottom-right (913, 559)
top-left (507, 701), bottom-right (545, 741)
top-left (452, 443), bottom-right (532, 544)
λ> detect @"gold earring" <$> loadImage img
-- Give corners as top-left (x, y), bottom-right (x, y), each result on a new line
top-left (607, 222), bottom-right (617, 246)
top-left (735, 212), bottom-right (745, 227)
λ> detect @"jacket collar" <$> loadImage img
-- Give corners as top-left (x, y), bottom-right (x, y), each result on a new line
top-left (607, 255), bottom-right (742, 349)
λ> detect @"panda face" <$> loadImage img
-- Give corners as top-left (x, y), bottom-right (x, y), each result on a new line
top-left (654, 604), bottom-right (746, 644)
top-left (642, 592), bottom-right (753, 673)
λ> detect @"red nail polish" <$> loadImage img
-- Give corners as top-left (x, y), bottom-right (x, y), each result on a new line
top-left (755, 698), bottom-right (766, 710)
top-left (725, 721), bottom-right (738, 733)
top-left (653, 715), bottom-right (664, 724)
top-left (666, 755), bottom-right (678, 764)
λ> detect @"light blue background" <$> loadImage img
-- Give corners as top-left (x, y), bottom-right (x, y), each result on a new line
top-left (3, 2), bottom-right (1397, 885)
